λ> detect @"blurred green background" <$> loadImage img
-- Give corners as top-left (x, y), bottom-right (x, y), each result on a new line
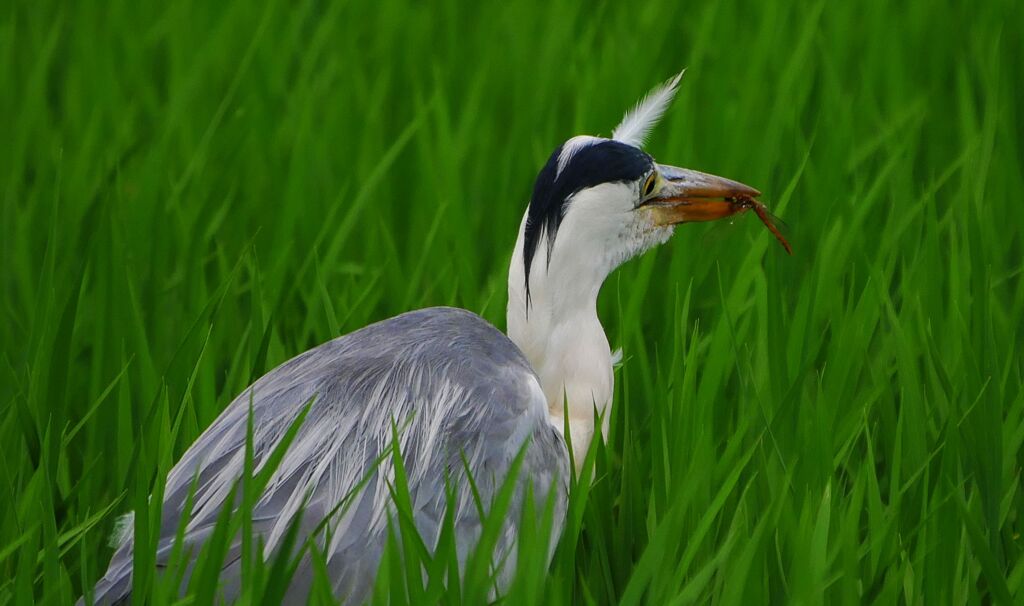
top-left (2, 0), bottom-right (1022, 603)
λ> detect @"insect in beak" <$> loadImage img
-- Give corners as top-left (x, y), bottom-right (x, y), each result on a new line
top-left (641, 164), bottom-right (792, 254)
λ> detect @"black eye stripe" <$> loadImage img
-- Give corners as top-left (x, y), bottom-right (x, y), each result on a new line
top-left (522, 140), bottom-right (653, 308)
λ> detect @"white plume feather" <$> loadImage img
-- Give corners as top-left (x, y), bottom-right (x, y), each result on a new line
top-left (611, 70), bottom-right (686, 148)
top-left (110, 512), bottom-right (134, 548)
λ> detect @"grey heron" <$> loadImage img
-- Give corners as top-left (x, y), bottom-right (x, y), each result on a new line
top-left (84, 73), bottom-right (763, 604)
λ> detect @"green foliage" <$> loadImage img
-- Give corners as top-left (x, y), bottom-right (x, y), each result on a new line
top-left (1, 0), bottom-right (1022, 603)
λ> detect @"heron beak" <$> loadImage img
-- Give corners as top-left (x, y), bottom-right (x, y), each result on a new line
top-left (641, 164), bottom-right (761, 226)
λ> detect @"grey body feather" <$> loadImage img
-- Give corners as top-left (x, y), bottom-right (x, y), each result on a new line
top-left (86, 307), bottom-right (568, 604)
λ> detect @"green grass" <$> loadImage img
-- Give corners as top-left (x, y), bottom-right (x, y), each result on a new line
top-left (2, 0), bottom-right (1023, 603)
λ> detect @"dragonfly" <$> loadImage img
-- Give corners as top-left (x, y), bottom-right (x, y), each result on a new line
top-left (657, 192), bottom-right (793, 254)
top-left (728, 195), bottom-right (793, 255)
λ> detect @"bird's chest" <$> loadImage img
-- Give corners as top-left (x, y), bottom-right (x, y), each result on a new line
top-left (538, 350), bottom-right (613, 466)
top-left (536, 331), bottom-right (614, 422)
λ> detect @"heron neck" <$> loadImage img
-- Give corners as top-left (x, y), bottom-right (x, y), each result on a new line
top-left (506, 215), bottom-right (614, 467)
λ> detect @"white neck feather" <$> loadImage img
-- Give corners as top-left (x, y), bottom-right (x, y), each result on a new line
top-left (506, 212), bottom-right (615, 466)
top-left (499, 72), bottom-right (687, 465)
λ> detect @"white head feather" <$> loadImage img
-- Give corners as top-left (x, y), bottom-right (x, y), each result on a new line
top-left (556, 135), bottom-right (603, 177)
top-left (611, 70), bottom-right (686, 148)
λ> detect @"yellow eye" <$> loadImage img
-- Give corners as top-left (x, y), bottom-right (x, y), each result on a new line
top-left (643, 173), bottom-right (657, 197)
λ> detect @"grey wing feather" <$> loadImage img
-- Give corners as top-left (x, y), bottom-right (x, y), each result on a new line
top-left (85, 307), bottom-right (568, 605)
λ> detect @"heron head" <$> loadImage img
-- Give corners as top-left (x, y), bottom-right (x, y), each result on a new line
top-left (520, 72), bottom-right (759, 302)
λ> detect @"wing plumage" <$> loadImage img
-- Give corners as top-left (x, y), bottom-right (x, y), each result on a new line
top-left (611, 70), bottom-right (685, 148)
top-left (87, 307), bottom-right (568, 604)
